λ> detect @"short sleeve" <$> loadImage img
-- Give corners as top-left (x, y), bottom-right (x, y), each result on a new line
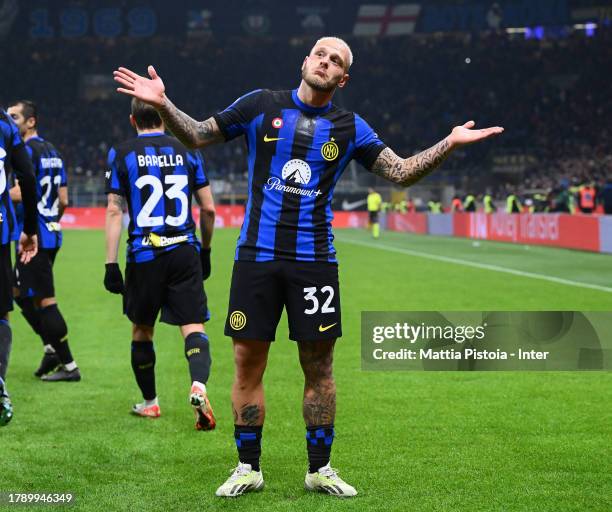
top-left (189, 150), bottom-right (209, 189)
top-left (105, 147), bottom-right (124, 195)
top-left (0, 112), bottom-right (22, 149)
top-left (52, 148), bottom-right (68, 186)
top-left (352, 113), bottom-right (387, 171)
top-left (60, 158), bottom-right (68, 186)
top-left (213, 89), bottom-right (263, 142)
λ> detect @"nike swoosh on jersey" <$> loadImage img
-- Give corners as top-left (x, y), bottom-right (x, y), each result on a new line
top-left (263, 134), bottom-right (284, 142)
top-left (318, 323), bottom-right (338, 332)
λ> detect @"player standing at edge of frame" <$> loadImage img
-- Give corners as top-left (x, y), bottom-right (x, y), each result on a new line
top-left (7, 100), bottom-right (81, 382)
top-left (113, 36), bottom-right (503, 497)
top-left (0, 107), bottom-right (38, 426)
top-left (104, 99), bottom-right (216, 430)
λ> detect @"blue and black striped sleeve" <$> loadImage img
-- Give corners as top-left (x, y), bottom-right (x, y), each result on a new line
top-left (11, 143), bottom-right (37, 235)
top-left (104, 147), bottom-right (124, 195)
top-left (3, 112), bottom-right (37, 234)
top-left (352, 113), bottom-right (387, 171)
top-left (189, 150), bottom-right (209, 189)
top-left (58, 150), bottom-right (68, 186)
top-left (213, 89), bottom-right (263, 142)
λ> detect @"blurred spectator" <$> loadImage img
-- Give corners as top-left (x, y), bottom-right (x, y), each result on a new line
top-left (1, 27), bottom-right (610, 205)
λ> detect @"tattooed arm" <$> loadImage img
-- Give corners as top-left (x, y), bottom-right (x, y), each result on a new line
top-left (371, 139), bottom-right (452, 187)
top-left (113, 65), bottom-right (224, 149)
top-left (158, 97), bottom-right (224, 149)
top-left (371, 120), bottom-right (504, 187)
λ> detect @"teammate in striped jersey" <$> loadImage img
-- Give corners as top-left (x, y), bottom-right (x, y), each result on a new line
top-left (114, 36), bottom-right (503, 497)
top-left (8, 100), bottom-right (80, 382)
top-left (104, 99), bottom-right (216, 430)
top-left (0, 108), bottom-right (38, 426)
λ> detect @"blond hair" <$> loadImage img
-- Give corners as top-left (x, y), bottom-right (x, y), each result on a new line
top-left (314, 37), bottom-right (354, 69)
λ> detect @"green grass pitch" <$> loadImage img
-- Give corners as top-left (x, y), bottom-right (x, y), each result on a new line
top-left (3, 228), bottom-right (611, 511)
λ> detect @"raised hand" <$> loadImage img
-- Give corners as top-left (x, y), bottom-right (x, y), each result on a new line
top-left (113, 65), bottom-right (165, 109)
top-left (448, 120), bottom-right (504, 148)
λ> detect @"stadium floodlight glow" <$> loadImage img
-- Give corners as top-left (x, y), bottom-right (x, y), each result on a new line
top-left (573, 23), bottom-right (597, 37)
top-left (505, 27), bottom-right (528, 34)
top-left (525, 26), bottom-right (544, 40)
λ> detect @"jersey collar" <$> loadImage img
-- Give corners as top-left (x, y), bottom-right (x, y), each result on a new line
top-left (138, 132), bottom-right (165, 138)
top-left (291, 89), bottom-right (332, 115)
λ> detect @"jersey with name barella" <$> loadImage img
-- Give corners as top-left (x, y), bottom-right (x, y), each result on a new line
top-left (105, 132), bottom-right (209, 263)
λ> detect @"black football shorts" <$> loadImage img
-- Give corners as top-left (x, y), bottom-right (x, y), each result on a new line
top-left (123, 244), bottom-right (207, 326)
top-left (368, 211), bottom-right (379, 223)
top-left (0, 244), bottom-right (13, 317)
top-left (14, 248), bottom-right (58, 299)
top-left (225, 260), bottom-right (342, 342)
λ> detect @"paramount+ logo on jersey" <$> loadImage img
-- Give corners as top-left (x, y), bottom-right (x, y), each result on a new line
top-left (264, 159), bottom-right (323, 198)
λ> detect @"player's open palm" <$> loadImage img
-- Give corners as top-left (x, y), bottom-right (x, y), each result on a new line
top-left (449, 120), bottom-right (504, 147)
top-left (114, 65), bottom-right (165, 108)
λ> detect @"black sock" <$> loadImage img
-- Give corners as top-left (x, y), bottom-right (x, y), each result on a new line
top-left (235, 425), bottom-right (262, 471)
top-left (184, 332), bottom-right (211, 384)
top-left (306, 424), bottom-right (334, 473)
top-left (131, 341), bottom-right (156, 401)
top-left (39, 304), bottom-right (74, 366)
top-left (0, 319), bottom-right (12, 381)
top-left (14, 297), bottom-right (43, 338)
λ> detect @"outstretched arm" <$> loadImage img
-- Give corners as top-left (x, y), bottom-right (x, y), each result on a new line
top-left (113, 65), bottom-right (224, 149)
top-left (158, 96), bottom-right (223, 150)
top-left (371, 121), bottom-right (503, 187)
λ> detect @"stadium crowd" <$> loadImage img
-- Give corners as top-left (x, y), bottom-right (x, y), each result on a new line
top-left (2, 26), bottom-right (610, 204)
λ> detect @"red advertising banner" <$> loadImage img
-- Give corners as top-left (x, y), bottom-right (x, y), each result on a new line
top-left (56, 208), bottom-right (607, 254)
top-left (61, 207), bottom-right (106, 229)
top-left (385, 212), bottom-right (428, 234)
top-left (451, 212), bottom-right (600, 252)
top-left (62, 206), bottom-right (247, 229)
top-left (331, 211), bottom-right (369, 228)
top-left (195, 205), bottom-right (245, 228)
top-left (60, 207), bottom-right (370, 230)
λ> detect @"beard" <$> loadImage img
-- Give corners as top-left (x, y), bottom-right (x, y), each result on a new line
top-left (301, 67), bottom-right (338, 93)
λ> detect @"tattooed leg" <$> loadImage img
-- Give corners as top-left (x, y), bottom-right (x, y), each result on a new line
top-left (231, 339), bottom-right (270, 426)
top-left (298, 340), bottom-right (336, 427)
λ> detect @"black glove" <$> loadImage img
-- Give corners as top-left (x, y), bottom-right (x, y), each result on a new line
top-left (104, 263), bottom-right (124, 294)
top-left (200, 246), bottom-right (211, 280)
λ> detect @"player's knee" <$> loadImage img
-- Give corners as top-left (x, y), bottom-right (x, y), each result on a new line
top-left (299, 343), bottom-right (334, 380)
top-left (234, 341), bottom-right (268, 372)
top-left (180, 323), bottom-right (204, 339)
top-left (132, 324), bottom-right (153, 341)
top-left (40, 304), bottom-right (68, 340)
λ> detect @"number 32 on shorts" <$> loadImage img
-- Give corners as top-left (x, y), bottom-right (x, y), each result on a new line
top-left (303, 286), bottom-right (335, 315)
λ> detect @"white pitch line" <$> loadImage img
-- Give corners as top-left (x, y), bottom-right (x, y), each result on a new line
top-left (337, 236), bottom-right (612, 294)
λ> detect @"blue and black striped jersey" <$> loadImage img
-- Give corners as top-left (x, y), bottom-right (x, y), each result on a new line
top-left (213, 89), bottom-right (386, 262)
top-left (105, 132), bottom-right (209, 263)
top-left (0, 110), bottom-right (22, 246)
top-left (19, 137), bottom-right (67, 250)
